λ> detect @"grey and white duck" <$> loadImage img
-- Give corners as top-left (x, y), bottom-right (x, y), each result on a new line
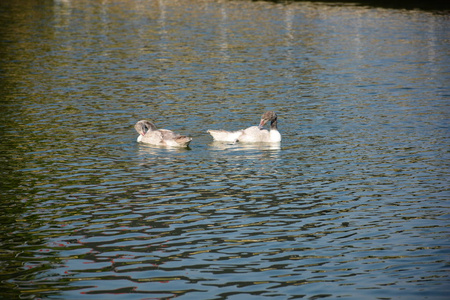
top-left (207, 111), bottom-right (281, 143)
top-left (135, 120), bottom-right (192, 148)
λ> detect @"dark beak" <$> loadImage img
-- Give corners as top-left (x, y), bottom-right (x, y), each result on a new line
top-left (141, 124), bottom-right (148, 135)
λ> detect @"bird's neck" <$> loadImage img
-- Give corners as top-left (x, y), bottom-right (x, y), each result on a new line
top-left (270, 118), bottom-right (278, 130)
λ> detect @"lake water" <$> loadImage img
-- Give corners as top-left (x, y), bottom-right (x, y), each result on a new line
top-left (0, 0), bottom-right (449, 299)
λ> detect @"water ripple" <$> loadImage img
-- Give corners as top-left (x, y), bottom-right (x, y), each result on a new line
top-left (1, 0), bottom-right (449, 299)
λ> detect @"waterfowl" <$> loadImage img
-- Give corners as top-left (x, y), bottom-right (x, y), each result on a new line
top-left (207, 111), bottom-right (281, 143)
top-left (134, 120), bottom-right (192, 148)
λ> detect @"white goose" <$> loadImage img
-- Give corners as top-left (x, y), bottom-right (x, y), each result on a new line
top-left (134, 120), bottom-right (192, 148)
top-left (207, 111), bottom-right (281, 143)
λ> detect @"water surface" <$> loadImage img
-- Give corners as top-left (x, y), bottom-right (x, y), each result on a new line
top-left (0, 0), bottom-right (449, 299)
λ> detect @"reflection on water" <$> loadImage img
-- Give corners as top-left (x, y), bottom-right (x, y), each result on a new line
top-left (209, 141), bottom-right (281, 151)
top-left (0, 0), bottom-right (449, 299)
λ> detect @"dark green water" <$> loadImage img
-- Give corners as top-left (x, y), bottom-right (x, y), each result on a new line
top-left (0, 0), bottom-right (449, 299)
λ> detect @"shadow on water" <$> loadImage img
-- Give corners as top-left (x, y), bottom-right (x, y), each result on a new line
top-left (263, 0), bottom-right (450, 11)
